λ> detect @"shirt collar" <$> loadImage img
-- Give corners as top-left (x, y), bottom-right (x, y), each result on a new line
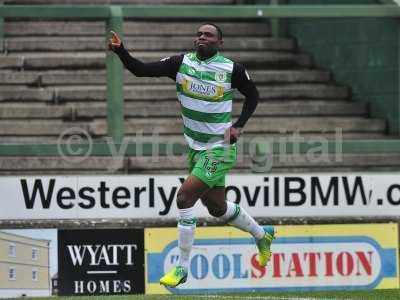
top-left (194, 51), bottom-right (219, 64)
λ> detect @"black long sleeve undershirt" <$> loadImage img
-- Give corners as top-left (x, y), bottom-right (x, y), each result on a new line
top-left (113, 44), bottom-right (259, 128)
top-left (231, 63), bottom-right (259, 129)
top-left (114, 43), bottom-right (183, 79)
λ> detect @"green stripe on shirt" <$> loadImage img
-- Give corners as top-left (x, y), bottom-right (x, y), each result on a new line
top-left (179, 63), bottom-right (232, 83)
top-left (183, 126), bottom-right (225, 143)
top-left (181, 106), bottom-right (231, 123)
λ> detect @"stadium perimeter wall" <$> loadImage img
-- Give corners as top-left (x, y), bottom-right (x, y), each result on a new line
top-left (0, 4), bottom-right (400, 145)
top-left (287, 0), bottom-right (400, 134)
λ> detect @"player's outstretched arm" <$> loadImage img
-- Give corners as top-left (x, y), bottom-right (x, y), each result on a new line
top-left (107, 30), bottom-right (182, 79)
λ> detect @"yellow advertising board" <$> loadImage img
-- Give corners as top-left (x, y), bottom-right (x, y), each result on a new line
top-left (145, 224), bottom-right (399, 294)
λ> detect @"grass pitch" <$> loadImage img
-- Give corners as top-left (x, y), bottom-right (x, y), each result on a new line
top-left (15, 289), bottom-right (400, 300)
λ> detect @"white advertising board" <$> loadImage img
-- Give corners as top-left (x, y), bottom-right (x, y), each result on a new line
top-left (0, 174), bottom-right (399, 220)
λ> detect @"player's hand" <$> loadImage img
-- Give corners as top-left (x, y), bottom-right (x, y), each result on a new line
top-left (225, 127), bottom-right (242, 144)
top-left (108, 31), bottom-right (122, 51)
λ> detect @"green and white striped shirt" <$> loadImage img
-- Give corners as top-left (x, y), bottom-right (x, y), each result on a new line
top-left (115, 44), bottom-right (258, 151)
top-left (176, 52), bottom-right (234, 150)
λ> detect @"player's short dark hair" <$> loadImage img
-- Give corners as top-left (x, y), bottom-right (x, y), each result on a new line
top-left (201, 22), bottom-right (223, 40)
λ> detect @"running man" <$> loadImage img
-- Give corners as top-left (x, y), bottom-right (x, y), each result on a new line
top-left (109, 23), bottom-right (275, 288)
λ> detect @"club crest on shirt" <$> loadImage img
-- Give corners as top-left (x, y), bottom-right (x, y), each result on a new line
top-left (215, 71), bottom-right (227, 83)
top-left (187, 67), bottom-right (196, 76)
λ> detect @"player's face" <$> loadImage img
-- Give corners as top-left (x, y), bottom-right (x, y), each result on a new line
top-left (194, 25), bottom-right (223, 58)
